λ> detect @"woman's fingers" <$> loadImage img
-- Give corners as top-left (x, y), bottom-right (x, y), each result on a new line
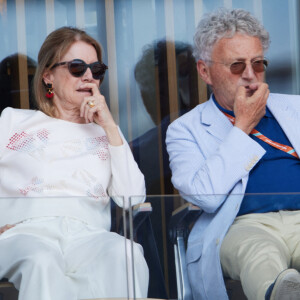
top-left (79, 83), bottom-right (109, 124)
top-left (0, 224), bottom-right (15, 234)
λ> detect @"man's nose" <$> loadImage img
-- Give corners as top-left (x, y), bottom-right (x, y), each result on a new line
top-left (241, 63), bottom-right (256, 80)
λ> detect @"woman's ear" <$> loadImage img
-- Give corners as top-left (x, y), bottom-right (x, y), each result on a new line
top-left (197, 60), bottom-right (212, 85)
top-left (42, 70), bottom-right (54, 86)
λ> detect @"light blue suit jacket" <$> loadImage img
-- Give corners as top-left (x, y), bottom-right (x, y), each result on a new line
top-left (166, 93), bottom-right (300, 299)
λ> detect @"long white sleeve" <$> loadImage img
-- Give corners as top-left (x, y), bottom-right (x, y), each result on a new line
top-left (0, 107), bottom-right (145, 228)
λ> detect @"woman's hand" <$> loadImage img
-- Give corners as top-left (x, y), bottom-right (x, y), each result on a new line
top-left (0, 224), bottom-right (15, 234)
top-left (79, 83), bottom-right (123, 146)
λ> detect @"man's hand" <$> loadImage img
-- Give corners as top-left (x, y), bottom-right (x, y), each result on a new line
top-left (234, 83), bottom-right (269, 135)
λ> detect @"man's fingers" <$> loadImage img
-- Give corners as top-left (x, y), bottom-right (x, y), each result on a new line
top-left (235, 86), bottom-right (247, 103)
top-left (249, 83), bottom-right (269, 100)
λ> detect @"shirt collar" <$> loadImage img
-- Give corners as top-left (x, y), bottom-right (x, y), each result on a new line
top-left (212, 94), bottom-right (272, 118)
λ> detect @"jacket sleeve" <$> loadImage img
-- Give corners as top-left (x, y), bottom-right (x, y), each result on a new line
top-left (107, 128), bottom-right (146, 208)
top-left (166, 117), bottom-right (266, 213)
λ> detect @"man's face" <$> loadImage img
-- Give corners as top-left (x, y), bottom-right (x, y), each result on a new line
top-left (198, 33), bottom-right (265, 110)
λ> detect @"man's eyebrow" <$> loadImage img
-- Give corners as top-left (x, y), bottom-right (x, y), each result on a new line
top-left (232, 55), bottom-right (264, 62)
top-left (251, 55), bottom-right (265, 61)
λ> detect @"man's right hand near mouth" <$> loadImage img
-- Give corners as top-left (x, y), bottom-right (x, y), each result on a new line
top-left (234, 82), bottom-right (270, 135)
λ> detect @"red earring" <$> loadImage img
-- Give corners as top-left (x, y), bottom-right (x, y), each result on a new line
top-left (46, 83), bottom-right (54, 99)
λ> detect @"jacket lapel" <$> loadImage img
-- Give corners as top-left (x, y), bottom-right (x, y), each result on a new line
top-left (267, 94), bottom-right (300, 156)
top-left (201, 99), bottom-right (233, 142)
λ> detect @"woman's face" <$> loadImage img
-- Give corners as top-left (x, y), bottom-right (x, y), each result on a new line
top-left (44, 40), bottom-right (100, 115)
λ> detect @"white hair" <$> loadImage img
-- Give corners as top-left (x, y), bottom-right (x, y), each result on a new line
top-left (193, 8), bottom-right (270, 62)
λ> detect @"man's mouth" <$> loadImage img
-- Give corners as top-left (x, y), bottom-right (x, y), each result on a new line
top-left (244, 86), bottom-right (256, 96)
top-left (244, 84), bottom-right (258, 94)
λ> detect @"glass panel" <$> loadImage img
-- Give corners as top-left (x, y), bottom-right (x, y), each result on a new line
top-left (0, 196), bottom-right (142, 300)
top-left (0, 0), bottom-right (300, 195)
top-left (129, 194), bottom-right (191, 299)
top-left (129, 193), bottom-right (300, 299)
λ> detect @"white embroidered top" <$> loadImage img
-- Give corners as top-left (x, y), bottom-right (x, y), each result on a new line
top-left (0, 108), bottom-right (146, 229)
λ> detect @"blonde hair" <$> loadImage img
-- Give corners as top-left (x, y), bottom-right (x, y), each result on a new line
top-left (33, 26), bottom-right (103, 117)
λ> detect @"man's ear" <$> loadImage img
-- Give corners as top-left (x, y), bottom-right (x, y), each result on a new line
top-left (197, 60), bottom-right (212, 85)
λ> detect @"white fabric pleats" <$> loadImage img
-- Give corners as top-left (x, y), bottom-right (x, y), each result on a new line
top-left (0, 216), bottom-right (149, 300)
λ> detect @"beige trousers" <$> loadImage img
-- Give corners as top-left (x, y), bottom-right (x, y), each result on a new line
top-left (220, 210), bottom-right (300, 300)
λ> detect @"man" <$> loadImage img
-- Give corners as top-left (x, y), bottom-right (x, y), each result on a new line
top-left (166, 8), bottom-right (300, 300)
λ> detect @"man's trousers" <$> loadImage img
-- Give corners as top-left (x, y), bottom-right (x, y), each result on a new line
top-left (220, 210), bottom-right (300, 300)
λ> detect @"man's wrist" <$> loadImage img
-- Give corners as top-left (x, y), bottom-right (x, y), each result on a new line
top-left (234, 122), bottom-right (253, 135)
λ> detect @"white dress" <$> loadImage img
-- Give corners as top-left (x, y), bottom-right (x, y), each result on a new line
top-left (0, 107), bottom-right (149, 299)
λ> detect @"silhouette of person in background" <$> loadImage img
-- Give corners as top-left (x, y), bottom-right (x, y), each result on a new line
top-left (132, 39), bottom-right (200, 194)
top-left (0, 53), bottom-right (37, 113)
top-left (131, 39), bottom-right (201, 299)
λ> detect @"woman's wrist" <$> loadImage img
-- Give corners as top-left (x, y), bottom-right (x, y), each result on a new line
top-left (104, 125), bottom-right (123, 146)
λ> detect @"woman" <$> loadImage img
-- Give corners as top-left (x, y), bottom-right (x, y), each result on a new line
top-left (0, 27), bottom-right (148, 300)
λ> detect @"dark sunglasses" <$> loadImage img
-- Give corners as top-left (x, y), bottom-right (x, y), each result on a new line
top-left (51, 59), bottom-right (108, 80)
top-left (209, 59), bottom-right (268, 75)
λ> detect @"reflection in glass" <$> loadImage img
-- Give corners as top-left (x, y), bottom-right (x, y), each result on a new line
top-left (132, 39), bottom-right (200, 195)
top-left (0, 53), bottom-right (37, 113)
top-left (0, 0), bottom-right (300, 198)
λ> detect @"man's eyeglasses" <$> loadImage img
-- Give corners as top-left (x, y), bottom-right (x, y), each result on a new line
top-left (208, 59), bottom-right (268, 75)
top-left (51, 59), bottom-right (108, 80)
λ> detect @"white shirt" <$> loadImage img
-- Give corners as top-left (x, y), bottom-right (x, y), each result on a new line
top-left (0, 108), bottom-right (145, 229)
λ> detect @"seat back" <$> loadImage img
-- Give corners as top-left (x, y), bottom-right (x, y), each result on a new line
top-left (169, 202), bottom-right (247, 300)
top-left (169, 203), bottom-right (202, 300)
top-left (0, 281), bottom-right (18, 300)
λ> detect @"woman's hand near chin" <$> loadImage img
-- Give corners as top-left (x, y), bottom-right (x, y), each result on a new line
top-left (79, 82), bottom-right (123, 146)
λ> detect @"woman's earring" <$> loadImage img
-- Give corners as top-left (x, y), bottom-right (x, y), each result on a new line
top-left (46, 83), bottom-right (54, 99)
